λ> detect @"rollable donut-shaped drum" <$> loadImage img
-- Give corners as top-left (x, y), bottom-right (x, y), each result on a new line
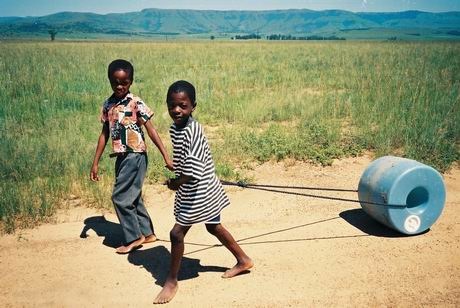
top-left (358, 156), bottom-right (446, 235)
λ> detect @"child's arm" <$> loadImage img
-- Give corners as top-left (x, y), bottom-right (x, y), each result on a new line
top-left (144, 120), bottom-right (174, 170)
top-left (90, 122), bottom-right (109, 181)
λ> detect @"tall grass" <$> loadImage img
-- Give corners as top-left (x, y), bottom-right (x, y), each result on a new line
top-left (0, 41), bottom-right (458, 233)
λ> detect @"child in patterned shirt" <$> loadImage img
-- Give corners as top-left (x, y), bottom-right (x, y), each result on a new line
top-left (90, 59), bottom-right (173, 254)
top-left (153, 80), bottom-right (253, 304)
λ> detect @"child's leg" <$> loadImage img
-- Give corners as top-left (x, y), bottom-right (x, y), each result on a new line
top-left (153, 223), bottom-right (191, 304)
top-left (112, 153), bottom-right (153, 253)
top-left (133, 192), bottom-right (156, 243)
top-left (132, 154), bottom-right (156, 243)
top-left (206, 223), bottom-right (253, 278)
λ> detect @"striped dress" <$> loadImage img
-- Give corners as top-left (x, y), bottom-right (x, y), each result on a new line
top-left (170, 117), bottom-right (229, 226)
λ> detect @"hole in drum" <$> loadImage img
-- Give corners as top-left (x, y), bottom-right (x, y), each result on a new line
top-left (406, 186), bottom-right (429, 213)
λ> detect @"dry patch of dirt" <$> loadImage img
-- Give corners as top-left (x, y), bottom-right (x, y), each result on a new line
top-left (1, 155), bottom-right (459, 307)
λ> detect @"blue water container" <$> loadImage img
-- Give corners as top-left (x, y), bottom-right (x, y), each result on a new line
top-left (358, 156), bottom-right (446, 235)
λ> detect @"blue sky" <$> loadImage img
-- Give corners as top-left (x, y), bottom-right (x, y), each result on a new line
top-left (1, 0), bottom-right (459, 17)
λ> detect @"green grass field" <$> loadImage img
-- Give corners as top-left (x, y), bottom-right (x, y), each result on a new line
top-left (0, 41), bottom-right (459, 233)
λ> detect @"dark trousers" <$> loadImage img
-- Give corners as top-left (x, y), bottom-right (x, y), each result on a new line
top-left (112, 152), bottom-right (154, 244)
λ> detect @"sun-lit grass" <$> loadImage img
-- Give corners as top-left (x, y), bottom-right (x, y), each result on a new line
top-left (0, 40), bottom-right (458, 233)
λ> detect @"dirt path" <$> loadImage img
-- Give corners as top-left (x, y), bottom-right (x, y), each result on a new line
top-left (1, 155), bottom-right (459, 307)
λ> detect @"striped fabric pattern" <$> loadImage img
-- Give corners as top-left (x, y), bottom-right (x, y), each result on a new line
top-left (170, 117), bottom-right (229, 226)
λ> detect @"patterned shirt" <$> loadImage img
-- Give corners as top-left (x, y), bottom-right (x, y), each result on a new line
top-left (100, 93), bottom-right (153, 156)
top-left (170, 117), bottom-right (229, 226)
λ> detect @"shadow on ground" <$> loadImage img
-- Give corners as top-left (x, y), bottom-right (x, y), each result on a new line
top-left (339, 208), bottom-right (428, 237)
top-left (127, 245), bottom-right (228, 286)
top-left (80, 215), bottom-right (124, 248)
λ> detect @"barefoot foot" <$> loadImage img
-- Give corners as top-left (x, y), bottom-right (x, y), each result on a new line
top-left (116, 235), bottom-right (145, 254)
top-left (144, 234), bottom-right (157, 244)
top-left (153, 281), bottom-right (178, 304)
top-left (222, 258), bottom-right (254, 278)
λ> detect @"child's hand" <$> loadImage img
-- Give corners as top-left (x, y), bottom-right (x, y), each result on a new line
top-left (165, 158), bottom-right (174, 171)
top-left (166, 175), bottom-right (192, 190)
top-left (166, 179), bottom-right (180, 191)
top-left (90, 165), bottom-right (100, 181)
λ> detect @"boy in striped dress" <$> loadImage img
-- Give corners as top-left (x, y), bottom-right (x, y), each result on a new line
top-left (153, 80), bottom-right (253, 304)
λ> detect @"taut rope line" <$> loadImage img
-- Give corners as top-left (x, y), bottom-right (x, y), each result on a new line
top-left (220, 180), bottom-right (405, 208)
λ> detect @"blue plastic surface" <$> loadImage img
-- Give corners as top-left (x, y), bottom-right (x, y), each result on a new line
top-left (358, 156), bottom-right (446, 234)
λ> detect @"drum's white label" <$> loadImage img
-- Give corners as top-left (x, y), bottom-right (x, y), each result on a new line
top-left (404, 215), bottom-right (421, 233)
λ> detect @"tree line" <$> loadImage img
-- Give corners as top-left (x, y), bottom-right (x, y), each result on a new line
top-left (266, 34), bottom-right (346, 40)
top-left (230, 33), bottom-right (345, 40)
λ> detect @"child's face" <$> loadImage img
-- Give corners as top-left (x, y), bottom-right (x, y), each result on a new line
top-left (167, 91), bottom-right (195, 127)
top-left (109, 69), bottom-right (132, 99)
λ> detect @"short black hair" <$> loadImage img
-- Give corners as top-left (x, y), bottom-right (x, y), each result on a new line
top-left (108, 59), bottom-right (134, 80)
top-left (166, 80), bottom-right (196, 106)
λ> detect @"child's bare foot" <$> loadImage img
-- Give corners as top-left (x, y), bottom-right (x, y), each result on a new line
top-left (153, 280), bottom-right (178, 304)
top-left (144, 234), bottom-right (157, 244)
top-left (222, 257), bottom-right (254, 278)
top-left (115, 235), bottom-right (145, 254)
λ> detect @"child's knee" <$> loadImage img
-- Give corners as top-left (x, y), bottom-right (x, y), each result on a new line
top-left (205, 223), bottom-right (222, 235)
top-left (169, 228), bottom-right (185, 244)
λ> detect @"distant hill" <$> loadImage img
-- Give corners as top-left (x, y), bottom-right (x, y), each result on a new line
top-left (1, 8), bottom-right (459, 40)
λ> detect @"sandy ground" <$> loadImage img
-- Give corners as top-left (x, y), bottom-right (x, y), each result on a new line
top-left (1, 154), bottom-right (459, 307)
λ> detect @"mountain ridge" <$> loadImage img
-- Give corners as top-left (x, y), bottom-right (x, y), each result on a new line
top-left (1, 8), bottom-right (459, 39)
